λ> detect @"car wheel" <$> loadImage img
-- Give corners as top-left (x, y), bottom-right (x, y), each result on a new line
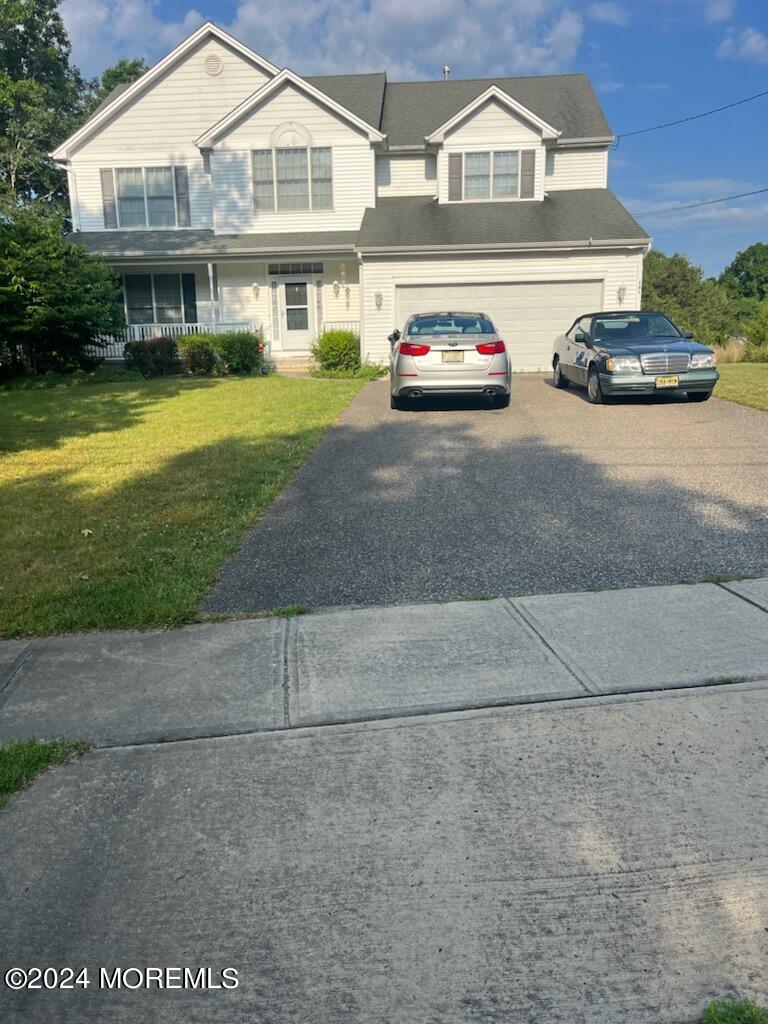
top-left (586, 366), bottom-right (606, 405)
top-left (553, 358), bottom-right (569, 389)
top-left (687, 390), bottom-right (712, 403)
top-left (494, 392), bottom-right (510, 409)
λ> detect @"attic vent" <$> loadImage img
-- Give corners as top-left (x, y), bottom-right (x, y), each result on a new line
top-left (203, 53), bottom-right (224, 77)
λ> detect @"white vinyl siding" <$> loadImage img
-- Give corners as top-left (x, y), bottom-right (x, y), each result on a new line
top-left (545, 147), bottom-right (609, 190)
top-left (211, 83), bottom-right (373, 233)
top-left (375, 154), bottom-right (437, 198)
top-left (69, 38), bottom-right (271, 158)
top-left (360, 248), bottom-right (646, 366)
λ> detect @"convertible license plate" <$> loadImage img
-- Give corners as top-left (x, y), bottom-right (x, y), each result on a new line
top-left (655, 375), bottom-right (679, 388)
top-left (443, 350), bottom-right (464, 363)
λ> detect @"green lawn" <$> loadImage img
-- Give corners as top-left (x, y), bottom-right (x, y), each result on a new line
top-left (0, 376), bottom-right (364, 636)
top-left (716, 363), bottom-right (768, 412)
top-left (0, 738), bottom-right (90, 808)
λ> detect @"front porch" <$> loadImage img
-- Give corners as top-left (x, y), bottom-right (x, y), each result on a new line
top-left (96, 255), bottom-right (361, 368)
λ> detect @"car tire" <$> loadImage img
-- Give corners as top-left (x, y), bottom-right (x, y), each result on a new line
top-left (553, 358), bottom-right (569, 389)
top-left (687, 391), bottom-right (712, 403)
top-left (494, 392), bottom-right (511, 409)
top-left (586, 365), bottom-right (607, 405)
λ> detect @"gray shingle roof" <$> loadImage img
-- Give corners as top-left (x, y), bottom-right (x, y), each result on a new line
top-left (305, 73), bottom-right (387, 131)
top-left (357, 191), bottom-right (649, 251)
top-left (380, 74), bottom-right (611, 146)
top-left (67, 229), bottom-right (358, 257)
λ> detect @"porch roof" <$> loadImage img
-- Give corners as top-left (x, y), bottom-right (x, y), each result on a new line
top-left (66, 228), bottom-right (358, 259)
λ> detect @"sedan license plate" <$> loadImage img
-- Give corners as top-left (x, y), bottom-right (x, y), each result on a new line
top-left (655, 375), bottom-right (679, 388)
top-left (443, 350), bottom-right (464, 363)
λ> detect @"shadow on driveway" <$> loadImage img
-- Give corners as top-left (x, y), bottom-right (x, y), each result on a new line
top-left (204, 378), bottom-right (768, 613)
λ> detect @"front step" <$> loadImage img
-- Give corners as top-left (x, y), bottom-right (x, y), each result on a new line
top-left (268, 355), bottom-right (312, 374)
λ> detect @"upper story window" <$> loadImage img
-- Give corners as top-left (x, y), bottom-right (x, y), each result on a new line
top-left (448, 150), bottom-right (536, 202)
top-left (251, 147), bottom-right (333, 212)
top-left (100, 166), bottom-right (191, 229)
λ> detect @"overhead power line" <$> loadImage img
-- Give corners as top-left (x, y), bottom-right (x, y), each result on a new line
top-left (635, 186), bottom-right (768, 217)
top-left (614, 87), bottom-right (768, 144)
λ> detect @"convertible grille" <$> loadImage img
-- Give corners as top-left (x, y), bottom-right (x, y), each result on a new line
top-left (641, 353), bottom-right (690, 374)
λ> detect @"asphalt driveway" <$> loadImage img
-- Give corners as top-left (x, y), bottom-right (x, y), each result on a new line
top-left (204, 376), bottom-right (768, 613)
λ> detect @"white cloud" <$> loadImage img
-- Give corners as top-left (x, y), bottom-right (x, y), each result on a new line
top-left (60, 0), bottom-right (203, 75)
top-left (596, 79), bottom-right (624, 92)
top-left (718, 26), bottom-right (768, 64)
top-left (62, 0), bottom-right (586, 79)
top-left (704, 0), bottom-right (734, 23)
top-left (586, 2), bottom-right (628, 26)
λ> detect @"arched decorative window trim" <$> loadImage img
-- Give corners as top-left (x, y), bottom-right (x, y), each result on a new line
top-left (270, 122), bottom-right (313, 149)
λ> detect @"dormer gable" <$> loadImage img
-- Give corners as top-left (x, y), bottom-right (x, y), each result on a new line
top-left (426, 85), bottom-right (560, 145)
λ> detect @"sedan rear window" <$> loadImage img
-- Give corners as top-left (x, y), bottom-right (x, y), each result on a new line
top-left (407, 315), bottom-right (495, 336)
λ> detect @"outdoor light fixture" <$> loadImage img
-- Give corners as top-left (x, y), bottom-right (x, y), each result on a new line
top-left (252, 283), bottom-right (260, 300)
top-left (617, 285), bottom-right (627, 304)
top-left (374, 290), bottom-right (383, 310)
top-left (332, 280), bottom-right (340, 297)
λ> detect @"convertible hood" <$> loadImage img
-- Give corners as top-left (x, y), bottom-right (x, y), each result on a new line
top-left (594, 336), bottom-right (711, 357)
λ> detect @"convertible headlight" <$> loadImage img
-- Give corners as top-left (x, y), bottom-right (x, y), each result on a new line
top-left (690, 352), bottom-right (716, 369)
top-left (605, 355), bottom-right (641, 373)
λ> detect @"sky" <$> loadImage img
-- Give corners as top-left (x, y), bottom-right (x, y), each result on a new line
top-left (59, 0), bottom-right (768, 277)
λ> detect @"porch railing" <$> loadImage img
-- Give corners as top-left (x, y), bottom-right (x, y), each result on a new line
top-left (321, 320), bottom-right (361, 336)
top-left (93, 322), bottom-right (263, 361)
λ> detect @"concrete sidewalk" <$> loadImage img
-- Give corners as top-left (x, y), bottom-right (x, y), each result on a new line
top-left (1, 577), bottom-right (768, 746)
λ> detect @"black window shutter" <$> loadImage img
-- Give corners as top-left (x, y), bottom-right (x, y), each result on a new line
top-left (181, 273), bottom-right (197, 323)
top-left (174, 166), bottom-right (191, 226)
top-left (448, 153), bottom-right (463, 201)
top-left (520, 151), bottom-right (536, 198)
top-left (100, 169), bottom-right (117, 228)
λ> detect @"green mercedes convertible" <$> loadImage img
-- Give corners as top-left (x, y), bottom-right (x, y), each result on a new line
top-left (552, 311), bottom-right (718, 404)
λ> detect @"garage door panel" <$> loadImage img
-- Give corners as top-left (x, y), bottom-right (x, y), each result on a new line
top-left (396, 280), bottom-right (603, 372)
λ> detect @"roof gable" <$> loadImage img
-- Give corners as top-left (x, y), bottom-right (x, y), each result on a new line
top-left (381, 74), bottom-right (612, 148)
top-left (426, 85), bottom-right (560, 143)
top-left (52, 22), bottom-right (279, 158)
top-left (195, 68), bottom-right (386, 148)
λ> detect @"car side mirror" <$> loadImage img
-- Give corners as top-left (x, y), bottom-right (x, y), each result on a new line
top-left (388, 329), bottom-right (400, 345)
top-left (683, 330), bottom-right (694, 339)
top-left (575, 331), bottom-right (588, 344)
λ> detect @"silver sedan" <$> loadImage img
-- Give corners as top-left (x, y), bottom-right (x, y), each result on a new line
top-left (389, 312), bottom-right (511, 410)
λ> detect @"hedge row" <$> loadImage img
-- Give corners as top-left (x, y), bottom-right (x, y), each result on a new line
top-left (124, 331), bottom-right (264, 378)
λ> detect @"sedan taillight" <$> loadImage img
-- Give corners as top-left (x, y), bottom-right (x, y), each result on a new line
top-left (400, 341), bottom-right (431, 356)
top-left (476, 340), bottom-right (506, 355)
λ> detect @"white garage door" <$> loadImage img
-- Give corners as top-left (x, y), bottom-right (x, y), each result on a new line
top-left (396, 280), bottom-right (604, 372)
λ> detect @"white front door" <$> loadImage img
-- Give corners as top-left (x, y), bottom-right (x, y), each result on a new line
top-left (281, 280), bottom-right (313, 351)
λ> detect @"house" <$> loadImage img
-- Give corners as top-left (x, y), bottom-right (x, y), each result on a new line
top-left (53, 21), bottom-right (651, 372)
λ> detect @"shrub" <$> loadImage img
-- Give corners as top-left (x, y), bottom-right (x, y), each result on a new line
top-left (744, 300), bottom-right (768, 362)
top-left (124, 336), bottom-right (178, 377)
top-left (215, 331), bottom-right (263, 374)
top-left (177, 334), bottom-right (220, 375)
top-left (702, 999), bottom-right (768, 1024)
top-left (311, 329), bottom-right (360, 373)
top-left (711, 338), bottom-right (746, 364)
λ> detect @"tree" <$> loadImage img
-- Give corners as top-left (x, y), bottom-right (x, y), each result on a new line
top-left (0, 0), bottom-right (88, 208)
top-left (85, 57), bottom-right (149, 117)
top-left (720, 242), bottom-right (768, 303)
top-left (642, 249), bottom-right (737, 346)
top-left (0, 208), bottom-right (124, 372)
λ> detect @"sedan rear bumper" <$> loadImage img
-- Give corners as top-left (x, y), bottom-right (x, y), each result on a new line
top-left (392, 371), bottom-right (511, 397)
top-left (599, 369), bottom-right (719, 395)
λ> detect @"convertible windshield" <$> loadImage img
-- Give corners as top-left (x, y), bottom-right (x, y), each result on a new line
top-left (407, 315), bottom-right (495, 336)
top-left (593, 313), bottom-right (681, 342)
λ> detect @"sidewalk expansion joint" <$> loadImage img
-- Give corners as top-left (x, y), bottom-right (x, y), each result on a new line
top-left (87, 677), bottom-right (768, 753)
top-left (717, 581), bottom-right (768, 616)
top-left (281, 617), bottom-right (293, 729)
top-left (500, 598), bottom-right (598, 695)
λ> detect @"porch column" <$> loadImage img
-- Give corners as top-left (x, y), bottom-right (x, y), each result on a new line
top-left (207, 261), bottom-right (220, 323)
